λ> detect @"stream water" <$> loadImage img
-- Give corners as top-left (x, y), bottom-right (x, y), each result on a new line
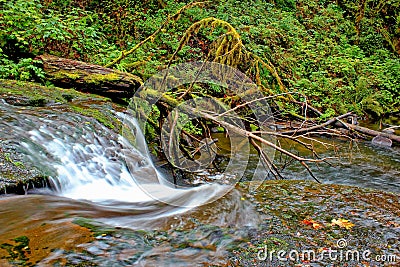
top-left (211, 130), bottom-right (400, 194)
top-left (0, 101), bottom-right (238, 221)
top-left (0, 102), bottom-right (260, 266)
top-left (0, 101), bottom-right (399, 266)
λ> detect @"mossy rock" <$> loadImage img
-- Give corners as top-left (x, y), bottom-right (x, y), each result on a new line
top-left (0, 140), bottom-right (48, 194)
top-left (0, 79), bottom-right (128, 194)
top-left (0, 79), bottom-right (124, 130)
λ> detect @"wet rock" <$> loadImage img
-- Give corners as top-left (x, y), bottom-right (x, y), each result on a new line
top-left (0, 79), bottom-right (124, 131)
top-left (3, 96), bottom-right (47, 107)
top-left (86, 245), bottom-right (104, 256)
top-left (0, 79), bottom-right (127, 194)
top-left (372, 128), bottom-right (396, 147)
top-left (0, 140), bottom-right (48, 194)
top-left (371, 135), bottom-right (392, 147)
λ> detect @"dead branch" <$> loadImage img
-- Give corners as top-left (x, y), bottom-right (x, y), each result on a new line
top-left (250, 138), bottom-right (284, 180)
top-left (281, 112), bottom-right (353, 135)
top-left (169, 98), bottom-right (333, 182)
top-left (291, 99), bottom-right (323, 117)
top-left (342, 122), bottom-right (400, 143)
top-left (216, 92), bottom-right (295, 119)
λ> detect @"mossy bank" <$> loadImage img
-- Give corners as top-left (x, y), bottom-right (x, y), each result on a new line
top-left (0, 79), bottom-right (125, 194)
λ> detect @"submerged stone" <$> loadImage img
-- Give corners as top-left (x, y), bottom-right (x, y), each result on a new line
top-left (371, 135), bottom-right (392, 147)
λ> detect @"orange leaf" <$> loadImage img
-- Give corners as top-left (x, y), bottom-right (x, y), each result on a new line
top-left (302, 219), bottom-right (323, 229)
top-left (331, 218), bottom-right (355, 229)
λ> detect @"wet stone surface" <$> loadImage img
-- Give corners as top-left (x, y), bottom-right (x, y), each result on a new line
top-left (0, 140), bottom-right (47, 194)
top-left (0, 79), bottom-right (124, 194)
top-left (10, 181), bottom-right (396, 267)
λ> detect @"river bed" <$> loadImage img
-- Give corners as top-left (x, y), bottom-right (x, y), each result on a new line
top-left (0, 92), bottom-right (399, 266)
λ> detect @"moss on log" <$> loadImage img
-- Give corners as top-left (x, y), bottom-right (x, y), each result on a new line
top-left (37, 55), bottom-right (143, 100)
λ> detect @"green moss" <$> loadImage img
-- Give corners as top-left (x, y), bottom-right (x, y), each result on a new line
top-left (73, 217), bottom-right (116, 236)
top-left (83, 73), bottom-right (120, 85)
top-left (0, 79), bottom-right (80, 102)
top-left (53, 70), bottom-right (81, 80)
top-left (2, 153), bottom-right (25, 168)
top-left (12, 161), bottom-right (25, 168)
top-left (0, 236), bottom-right (30, 264)
top-left (27, 98), bottom-right (47, 107)
top-left (70, 105), bottom-right (117, 129)
top-left (0, 79), bottom-right (121, 130)
top-left (139, 88), bottom-right (179, 107)
top-left (4, 153), bottom-right (12, 162)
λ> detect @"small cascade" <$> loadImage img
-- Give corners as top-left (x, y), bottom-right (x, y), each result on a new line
top-left (0, 102), bottom-right (231, 214)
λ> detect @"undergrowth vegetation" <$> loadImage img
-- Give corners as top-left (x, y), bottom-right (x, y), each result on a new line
top-left (1, 0), bottom-right (399, 118)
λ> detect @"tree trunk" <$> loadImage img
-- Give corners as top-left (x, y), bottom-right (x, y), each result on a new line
top-left (343, 122), bottom-right (400, 143)
top-left (36, 55), bottom-right (143, 100)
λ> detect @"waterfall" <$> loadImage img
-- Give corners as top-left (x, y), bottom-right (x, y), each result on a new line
top-left (0, 101), bottom-right (229, 209)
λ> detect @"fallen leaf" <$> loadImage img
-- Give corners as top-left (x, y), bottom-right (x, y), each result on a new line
top-left (331, 218), bottom-right (355, 229)
top-left (386, 221), bottom-right (400, 227)
top-left (302, 219), bottom-right (323, 229)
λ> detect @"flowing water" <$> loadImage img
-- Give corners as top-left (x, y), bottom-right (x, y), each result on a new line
top-left (0, 100), bottom-right (249, 220)
top-left (0, 101), bottom-right (399, 266)
top-left (282, 133), bottom-right (400, 193)
top-left (0, 102), bottom-right (260, 266)
top-left (212, 131), bottom-right (400, 193)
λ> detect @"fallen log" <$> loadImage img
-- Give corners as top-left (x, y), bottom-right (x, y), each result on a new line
top-left (280, 112), bottom-right (353, 135)
top-left (342, 122), bottom-right (400, 144)
top-left (137, 89), bottom-right (332, 182)
top-left (36, 55), bottom-right (143, 100)
top-left (278, 112), bottom-right (400, 145)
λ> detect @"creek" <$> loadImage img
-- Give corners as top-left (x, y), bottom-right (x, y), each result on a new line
top-left (0, 101), bottom-right (398, 266)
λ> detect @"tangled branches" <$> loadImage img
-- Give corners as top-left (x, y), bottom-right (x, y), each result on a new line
top-left (170, 17), bottom-right (244, 68)
top-left (169, 17), bottom-right (289, 98)
top-left (111, 3), bottom-right (379, 183)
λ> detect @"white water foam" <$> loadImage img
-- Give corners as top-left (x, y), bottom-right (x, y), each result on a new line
top-left (18, 111), bottom-right (228, 209)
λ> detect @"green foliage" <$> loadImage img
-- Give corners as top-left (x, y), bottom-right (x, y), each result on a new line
top-left (203, 0), bottom-right (400, 118)
top-left (182, 119), bottom-right (203, 135)
top-left (0, 0), bottom-right (111, 60)
top-left (0, 0), bottom-right (398, 119)
top-left (0, 50), bottom-right (45, 81)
